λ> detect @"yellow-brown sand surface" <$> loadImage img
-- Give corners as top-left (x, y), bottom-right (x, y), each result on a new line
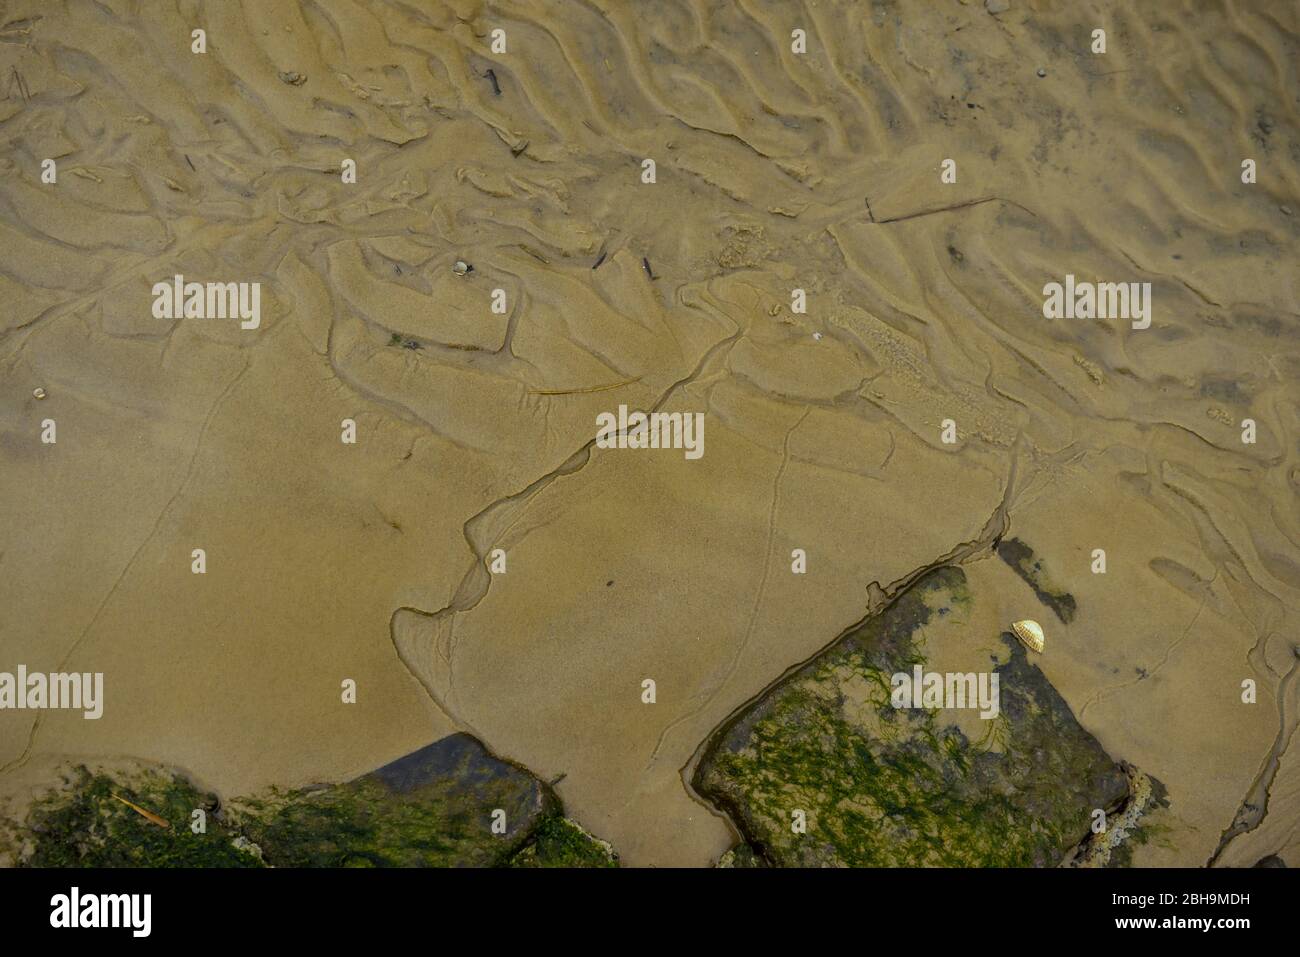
top-left (1, 0), bottom-right (1297, 866)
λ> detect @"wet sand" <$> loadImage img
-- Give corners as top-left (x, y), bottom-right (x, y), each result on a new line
top-left (1, 1), bottom-right (1298, 866)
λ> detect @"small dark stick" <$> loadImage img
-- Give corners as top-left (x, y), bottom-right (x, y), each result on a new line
top-left (485, 68), bottom-right (501, 96)
top-left (592, 251), bottom-right (607, 270)
top-left (185, 154), bottom-right (195, 171)
top-left (642, 257), bottom-right (655, 280)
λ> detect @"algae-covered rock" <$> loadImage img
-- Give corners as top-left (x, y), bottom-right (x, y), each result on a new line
top-left (1066, 768), bottom-right (1169, 868)
top-left (5, 733), bottom-right (619, 868)
top-left (12, 766), bottom-right (260, 868)
top-left (507, 815), bottom-right (619, 867)
top-left (236, 733), bottom-right (554, 867)
top-left (716, 843), bottom-right (766, 868)
top-left (694, 565), bottom-right (1129, 867)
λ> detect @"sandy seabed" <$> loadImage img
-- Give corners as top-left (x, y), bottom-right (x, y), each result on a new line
top-left (1, 0), bottom-right (1298, 867)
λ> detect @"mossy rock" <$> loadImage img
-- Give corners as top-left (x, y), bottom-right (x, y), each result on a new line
top-left (506, 815), bottom-right (619, 867)
top-left (236, 733), bottom-right (554, 867)
top-left (6, 733), bottom-right (619, 868)
top-left (13, 766), bottom-right (261, 868)
top-left (716, 843), bottom-right (766, 868)
top-left (694, 565), bottom-right (1129, 867)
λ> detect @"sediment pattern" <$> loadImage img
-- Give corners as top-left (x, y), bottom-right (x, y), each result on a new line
top-left (0, 1), bottom-right (1297, 866)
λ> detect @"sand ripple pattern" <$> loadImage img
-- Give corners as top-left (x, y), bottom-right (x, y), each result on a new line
top-left (0, 1), bottom-right (1297, 865)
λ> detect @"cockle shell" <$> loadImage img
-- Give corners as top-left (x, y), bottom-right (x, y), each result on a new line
top-left (1011, 619), bottom-right (1045, 653)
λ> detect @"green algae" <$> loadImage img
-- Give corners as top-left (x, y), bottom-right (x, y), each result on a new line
top-left (506, 814), bottom-right (618, 868)
top-left (233, 776), bottom-right (524, 868)
top-left (694, 564), bottom-right (1129, 867)
top-left (11, 766), bottom-right (260, 868)
top-left (5, 734), bottom-right (618, 868)
top-left (230, 734), bottom-right (555, 867)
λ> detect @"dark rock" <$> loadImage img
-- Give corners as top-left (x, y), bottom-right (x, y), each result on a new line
top-left (996, 537), bottom-right (1078, 623)
top-left (694, 565), bottom-right (1130, 866)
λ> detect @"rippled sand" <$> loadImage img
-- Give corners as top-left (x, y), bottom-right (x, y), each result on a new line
top-left (1, 1), bottom-right (1297, 866)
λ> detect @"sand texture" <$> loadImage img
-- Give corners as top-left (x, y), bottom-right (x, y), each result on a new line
top-left (1, 0), bottom-right (1298, 867)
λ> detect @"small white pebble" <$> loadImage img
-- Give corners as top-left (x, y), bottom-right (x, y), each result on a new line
top-left (453, 260), bottom-right (470, 276)
top-left (813, 332), bottom-right (824, 341)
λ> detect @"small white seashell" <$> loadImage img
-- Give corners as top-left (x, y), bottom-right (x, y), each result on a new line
top-left (1011, 619), bottom-right (1045, 654)
top-left (813, 332), bottom-right (823, 341)
top-left (32, 388), bottom-right (46, 400)
top-left (452, 260), bottom-right (470, 276)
